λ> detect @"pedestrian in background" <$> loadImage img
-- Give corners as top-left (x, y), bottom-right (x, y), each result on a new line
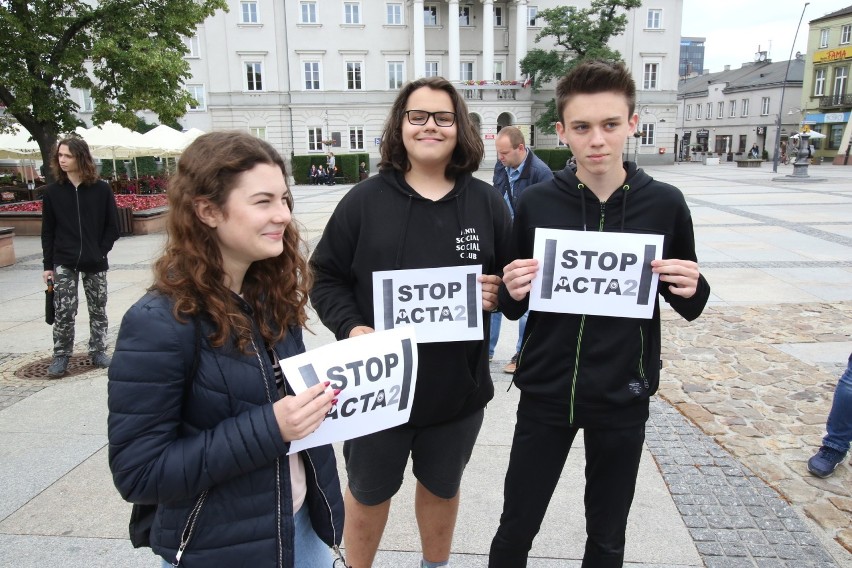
top-left (107, 131), bottom-right (344, 567)
top-left (489, 126), bottom-right (553, 371)
top-left (41, 137), bottom-right (119, 377)
top-left (327, 152), bottom-right (336, 185)
top-left (807, 353), bottom-right (852, 478)
top-left (310, 76), bottom-right (512, 568)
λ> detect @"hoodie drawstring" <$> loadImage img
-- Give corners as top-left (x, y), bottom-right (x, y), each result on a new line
top-left (578, 184), bottom-right (588, 231)
top-left (620, 185), bottom-right (630, 231)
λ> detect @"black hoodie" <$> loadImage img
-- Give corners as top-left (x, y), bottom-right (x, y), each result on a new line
top-left (310, 169), bottom-right (513, 427)
top-left (497, 163), bottom-right (710, 429)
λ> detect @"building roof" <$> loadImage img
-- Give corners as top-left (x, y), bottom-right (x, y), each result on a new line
top-left (678, 58), bottom-right (804, 99)
top-left (809, 5), bottom-right (852, 24)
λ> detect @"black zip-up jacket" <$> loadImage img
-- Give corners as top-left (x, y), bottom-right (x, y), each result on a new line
top-left (498, 163), bottom-right (710, 428)
top-left (41, 179), bottom-right (119, 272)
top-left (310, 169), bottom-right (513, 427)
top-left (108, 291), bottom-right (344, 567)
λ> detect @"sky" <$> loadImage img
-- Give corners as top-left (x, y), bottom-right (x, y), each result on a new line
top-left (681, 0), bottom-right (852, 73)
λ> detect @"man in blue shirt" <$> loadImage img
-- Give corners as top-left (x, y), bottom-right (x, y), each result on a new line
top-left (491, 126), bottom-right (553, 373)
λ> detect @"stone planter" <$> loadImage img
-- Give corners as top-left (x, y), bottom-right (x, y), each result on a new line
top-left (0, 207), bottom-right (168, 236)
top-left (703, 157), bottom-right (720, 165)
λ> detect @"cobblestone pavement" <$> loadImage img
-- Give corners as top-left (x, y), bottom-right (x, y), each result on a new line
top-left (659, 301), bottom-right (852, 559)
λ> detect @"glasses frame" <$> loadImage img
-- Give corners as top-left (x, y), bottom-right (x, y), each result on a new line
top-left (404, 110), bottom-right (457, 127)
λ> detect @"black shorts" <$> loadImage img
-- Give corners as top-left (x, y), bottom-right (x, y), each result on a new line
top-left (343, 408), bottom-right (485, 505)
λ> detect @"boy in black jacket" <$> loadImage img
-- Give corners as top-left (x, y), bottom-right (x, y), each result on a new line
top-left (489, 60), bottom-right (710, 567)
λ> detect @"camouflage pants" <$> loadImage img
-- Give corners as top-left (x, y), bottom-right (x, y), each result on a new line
top-left (52, 265), bottom-right (109, 356)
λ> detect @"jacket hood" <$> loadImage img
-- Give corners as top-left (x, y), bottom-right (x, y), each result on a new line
top-left (550, 162), bottom-right (655, 232)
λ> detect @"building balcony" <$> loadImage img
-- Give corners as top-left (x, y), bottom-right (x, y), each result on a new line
top-left (456, 81), bottom-right (530, 103)
top-left (818, 94), bottom-right (852, 109)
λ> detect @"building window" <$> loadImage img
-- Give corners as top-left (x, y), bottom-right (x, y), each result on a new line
top-left (820, 28), bottom-right (830, 48)
top-left (717, 102), bottom-right (724, 119)
top-left (494, 61), bottom-right (504, 81)
top-left (829, 123), bottom-right (844, 150)
top-left (696, 104), bottom-right (702, 119)
top-left (643, 63), bottom-right (658, 89)
top-left (760, 97), bottom-right (770, 115)
top-left (494, 6), bottom-right (504, 26)
top-left (528, 6), bottom-right (538, 26)
top-left (646, 9), bottom-right (661, 29)
top-left (249, 126), bottom-right (267, 140)
top-left (346, 62), bottom-right (362, 90)
top-left (300, 1), bottom-right (318, 24)
top-left (815, 68), bottom-right (826, 96)
top-left (304, 61), bottom-right (321, 90)
top-left (459, 5), bottom-right (471, 26)
top-left (843, 24), bottom-right (852, 45)
top-left (460, 61), bottom-right (474, 81)
top-left (81, 89), bottom-right (94, 112)
top-left (245, 62), bottom-right (263, 91)
top-left (240, 1), bottom-right (258, 23)
top-left (741, 99), bottom-right (749, 116)
top-left (685, 104), bottom-right (691, 120)
top-left (349, 126), bottom-right (365, 150)
top-left (184, 35), bottom-right (200, 58)
top-left (424, 4), bottom-right (438, 26)
top-left (729, 100), bottom-right (736, 117)
top-left (388, 61), bottom-right (404, 89)
top-left (425, 61), bottom-right (439, 77)
top-left (640, 123), bottom-right (655, 145)
top-left (386, 2), bottom-right (402, 25)
top-left (344, 2), bottom-right (361, 24)
top-left (834, 66), bottom-right (848, 97)
top-left (308, 127), bottom-right (323, 151)
top-left (187, 85), bottom-right (205, 110)
top-left (705, 102), bottom-right (711, 119)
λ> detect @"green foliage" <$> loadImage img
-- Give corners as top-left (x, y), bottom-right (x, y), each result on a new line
top-left (99, 159), bottom-right (127, 178)
top-left (520, 0), bottom-right (641, 134)
top-left (0, 0), bottom-right (226, 180)
top-left (534, 148), bottom-right (573, 171)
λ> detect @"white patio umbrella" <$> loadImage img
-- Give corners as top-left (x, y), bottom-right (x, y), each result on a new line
top-left (75, 121), bottom-right (153, 178)
top-left (790, 131), bottom-right (827, 139)
top-left (0, 124), bottom-right (42, 187)
top-left (182, 128), bottom-right (206, 146)
top-left (138, 124), bottom-right (188, 158)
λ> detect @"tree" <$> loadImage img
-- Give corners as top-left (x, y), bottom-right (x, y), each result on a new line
top-left (520, 0), bottom-right (642, 135)
top-left (0, 0), bottom-right (225, 183)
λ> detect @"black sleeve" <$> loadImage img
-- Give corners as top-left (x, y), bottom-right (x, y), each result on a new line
top-left (41, 187), bottom-right (56, 270)
top-left (100, 185), bottom-right (120, 253)
top-left (659, 199), bottom-right (710, 322)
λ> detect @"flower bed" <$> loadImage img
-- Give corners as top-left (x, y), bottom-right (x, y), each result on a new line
top-left (0, 194), bottom-right (169, 236)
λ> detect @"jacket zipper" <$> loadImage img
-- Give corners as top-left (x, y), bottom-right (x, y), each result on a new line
top-left (569, 202), bottom-right (607, 424)
top-left (638, 328), bottom-right (648, 389)
top-left (302, 451), bottom-right (346, 566)
top-left (74, 185), bottom-right (83, 269)
top-left (253, 337), bottom-right (284, 568)
top-left (173, 489), bottom-right (209, 566)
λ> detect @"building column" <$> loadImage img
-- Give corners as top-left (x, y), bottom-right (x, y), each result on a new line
top-left (413, 0), bottom-right (426, 78)
top-left (448, 0), bottom-right (460, 81)
top-left (482, 0), bottom-right (494, 81)
top-left (514, 0), bottom-right (528, 80)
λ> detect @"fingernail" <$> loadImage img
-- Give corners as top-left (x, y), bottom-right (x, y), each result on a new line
top-left (332, 398), bottom-right (339, 405)
top-left (324, 381), bottom-right (331, 387)
top-left (333, 388), bottom-right (342, 396)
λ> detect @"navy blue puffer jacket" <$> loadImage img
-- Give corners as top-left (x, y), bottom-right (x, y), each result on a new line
top-left (108, 291), bottom-right (344, 567)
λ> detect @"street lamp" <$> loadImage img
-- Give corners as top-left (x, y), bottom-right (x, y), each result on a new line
top-left (772, 2), bottom-right (809, 173)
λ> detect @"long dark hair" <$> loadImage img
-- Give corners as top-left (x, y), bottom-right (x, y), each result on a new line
top-left (152, 131), bottom-right (311, 352)
top-left (51, 137), bottom-right (99, 185)
top-left (379, 77), bottom-right (483, 178)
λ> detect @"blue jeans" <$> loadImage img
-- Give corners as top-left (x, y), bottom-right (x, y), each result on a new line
top-left (158, 506), bottom-right (331, 567)
top-left (823, 353), bottom-right (852, 454)
top-left (489, 311), bottom-right (528, 357)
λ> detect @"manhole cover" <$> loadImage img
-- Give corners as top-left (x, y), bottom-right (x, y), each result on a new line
top-left (14, 354), bottom-right (102, 380)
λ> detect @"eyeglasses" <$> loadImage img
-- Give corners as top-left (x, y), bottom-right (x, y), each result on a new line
top-left (405, 110), bottom-right (456, 127)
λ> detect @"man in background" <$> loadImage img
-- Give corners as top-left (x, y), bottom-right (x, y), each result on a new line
top-left (490, 126), bottom-right (553, 372)
top-left (41, 137), bottom-right (119, 377)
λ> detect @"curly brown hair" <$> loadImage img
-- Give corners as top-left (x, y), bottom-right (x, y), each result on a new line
top-left (379, 77), bottom-right (483, 178)
top-left (152, 131), bottom-right (311, 352)
top-left (51, 137), bottom-right (99, 185)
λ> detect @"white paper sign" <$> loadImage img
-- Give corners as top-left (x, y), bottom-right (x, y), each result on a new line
top-left (371, 265), bottom-right (483, 343)
top-left (281, 327), bottom-right (419, 454)
top-left (529, 229), bottom-right (663, 319)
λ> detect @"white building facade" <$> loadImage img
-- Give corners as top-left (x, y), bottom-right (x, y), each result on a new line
top-left (76, 0), bottom-right (684, 168)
